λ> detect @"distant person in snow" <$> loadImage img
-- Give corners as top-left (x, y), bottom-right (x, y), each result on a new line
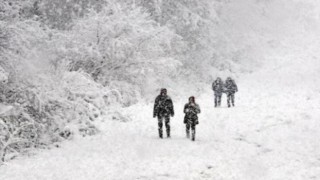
top-left (153, 88), bottom-right (174, 138)
top-left (183, 96), bottom-right (200, 141)
top-left (212, 77), bottom-right (224, 107)
top-left (224, 77), bottom-right (238, 107)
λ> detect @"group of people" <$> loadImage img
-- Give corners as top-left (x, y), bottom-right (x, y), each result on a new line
top-left (153, 88), bottom-right (200, 141)
top-left (212, 77), bottom-right (238, 108)
top-left (152, 77), bottom-right (238, 141)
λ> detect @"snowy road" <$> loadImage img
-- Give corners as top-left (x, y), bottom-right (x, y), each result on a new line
top-left (1, 68), bottom-right (320, 180)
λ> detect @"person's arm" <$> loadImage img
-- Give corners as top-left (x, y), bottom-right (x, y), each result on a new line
top-left (225, 83), bottom-right (230, 92)
top-left (195, 104), bottom-right (201, 114)
top-left (169, 98), bottom-right (174, 117)
top-left (183, 104), bottom-right (188, 114)
top-left (194, 104), bottom-right (200, 125)
top-left (153, 96), bottom-right (159, 118)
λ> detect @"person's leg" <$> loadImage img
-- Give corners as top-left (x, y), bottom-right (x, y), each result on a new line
top-left (218, 93), bottom-right (222, 106)
top-left (231, 93), bottom-right (235, 106)
top-left (191, 123), bottom-right (196, 141)
top-left (158, 116), bottom-right (163, 138)
top-left (227, 93), bottom-right (231, 107)
top-left (186, 122), bottom-right (190, 138)
top-left (165, 116), bottom-right (170, 138)
top-left (214, 94), bottom-right (218, 107)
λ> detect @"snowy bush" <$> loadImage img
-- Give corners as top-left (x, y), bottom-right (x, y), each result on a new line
top-left (0, 103), bottom-right (54, 162)
top-left (49, 3), bottom-right (182, 102)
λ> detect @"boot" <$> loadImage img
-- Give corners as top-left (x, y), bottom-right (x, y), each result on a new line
top-left (166, 130), bottom-right (170, 138)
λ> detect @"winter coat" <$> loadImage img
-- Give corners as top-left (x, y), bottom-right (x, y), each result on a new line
top-left (212, 80), bottom-right (224, 95)
top-left (225, 79), bottom-right (238, 94)
top-left (153, 95), bottom-right (174, 117)
top-left (183, 103), bottom-right (200, 124)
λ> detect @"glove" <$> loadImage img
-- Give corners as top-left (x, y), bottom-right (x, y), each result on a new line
top-left (196, 120), bottom-right (199, 125)
top-left (171, 113), bottom-right (174, 117)
top-left (153, 114), bottom-right (156, 118)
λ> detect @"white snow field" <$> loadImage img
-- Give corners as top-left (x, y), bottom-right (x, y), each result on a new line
top-left (0, 57), bottom-right (320, 180)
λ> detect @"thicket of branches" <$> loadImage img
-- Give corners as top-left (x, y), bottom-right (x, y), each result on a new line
top-left (2, 0), bottom-right (299, 162)
top-left (0, 0), bottom-right (196, 163)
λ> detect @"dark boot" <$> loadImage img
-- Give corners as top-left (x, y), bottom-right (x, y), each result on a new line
top-left (166, 129), bottom-right (170, 138)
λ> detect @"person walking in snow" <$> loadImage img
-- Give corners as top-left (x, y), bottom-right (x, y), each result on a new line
top-left (153, 88), bottom-right (174, 138)
top-left (224, 77), bottom-right (238, 107)
top-left (212, 77), bottom-right (224, 107)
top-left (183, 96), bottom-right (200, 141)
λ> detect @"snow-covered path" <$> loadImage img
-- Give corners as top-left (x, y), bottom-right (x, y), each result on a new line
top-left (1, 65), bottom-right (320, 180)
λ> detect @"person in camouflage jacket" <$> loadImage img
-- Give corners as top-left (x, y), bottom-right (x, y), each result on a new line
top-left (224, 77), bottom-right (238, 107)
top-left (183, 96), bottom-right (200, 141)
top-left (212, 77), bottom-right (224, 107)
top-left (153, 88), bottom-right (174, 138)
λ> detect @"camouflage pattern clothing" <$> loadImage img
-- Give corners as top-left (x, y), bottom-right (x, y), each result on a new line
top-left (183, 100), bottom-right (200, 141)
top-left (212, 78), bottom-right (224, 107)
top-left (153, 92), bottom-right (174, 138)
top-left (224, 78), bottom-right (238, 107)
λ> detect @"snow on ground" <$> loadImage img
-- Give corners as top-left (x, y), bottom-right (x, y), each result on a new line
top-left (1, 59), bottom-right (320, 180)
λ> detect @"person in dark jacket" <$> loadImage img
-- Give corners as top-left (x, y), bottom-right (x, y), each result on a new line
top-left (224, 77), bottom-right (238, 107)
top-left (183, 96), bottom-right (200, 141)
top-left (153, 88), bottom-right (174, 138)
top-left (212, 77), bottom-right (224, 107)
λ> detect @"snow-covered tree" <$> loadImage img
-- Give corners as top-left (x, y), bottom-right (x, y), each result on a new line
top-left (49, 3), bottom-right (182, 103)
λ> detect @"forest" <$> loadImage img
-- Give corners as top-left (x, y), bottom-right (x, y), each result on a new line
top-left (1, 0), bottom-right (320, 166)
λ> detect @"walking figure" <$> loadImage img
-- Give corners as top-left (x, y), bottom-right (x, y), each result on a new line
top-left (225, 77), bottom-right (238, 107)
top-left (153, 88), bottom-right (174, 138)
top-left (183, 96), bottom-right (200, 141)
top-left (212, 77), bottom-right (224, 107)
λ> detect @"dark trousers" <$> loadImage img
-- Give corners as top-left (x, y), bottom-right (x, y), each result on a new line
top-left (227, 92), bottom-right (235, 107)
top-left (186, 122), bottom-right (196, 140)
top-left (158, 115), bottom-right (170, 137)
top-left (214, 93), bottom-right (222, 107)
